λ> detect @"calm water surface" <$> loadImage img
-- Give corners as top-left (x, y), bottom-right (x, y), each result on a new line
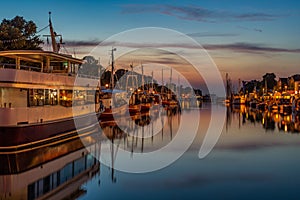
top-left (81, 104), bottom-right (300, 200)
top-left (1, 103), bottom-right (300, 199)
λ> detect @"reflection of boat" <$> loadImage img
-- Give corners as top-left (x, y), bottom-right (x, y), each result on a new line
top-left (293, 98), bottom-right (300, 114)
top-left (0, 135), bottom-right (100, 199)
top-left (232, 96), bottom-right (246, 105)
top-left (0, 14), bottom-right (99, 148)
top-left (129, 104), bottom-right (141, 114)
top-left (140, 102), bottom-right (152, 112)
top-left (278, 97), bottom-right (292, 114)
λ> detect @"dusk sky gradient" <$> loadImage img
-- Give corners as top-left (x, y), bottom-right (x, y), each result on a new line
top-left (1, 0), bottom-right (300, 88)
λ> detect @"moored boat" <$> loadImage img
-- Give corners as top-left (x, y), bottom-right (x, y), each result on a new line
top-left (0, 14), bottom-right (100, 148)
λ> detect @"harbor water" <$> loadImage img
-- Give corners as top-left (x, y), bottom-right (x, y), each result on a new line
top-left (1, 103), bottom-right (300, 199)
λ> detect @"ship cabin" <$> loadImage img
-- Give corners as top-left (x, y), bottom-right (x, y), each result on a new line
top-left (0, 50), bottom-right (100, 126)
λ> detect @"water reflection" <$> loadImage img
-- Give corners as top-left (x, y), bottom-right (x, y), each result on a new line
top-left (227, 104), bottom-right (300, 133)
top-left (0, 103), bottom-right (184, 199)
top-left (0, 136), bottom-right (100, 200)
top-left (100, 105), bottom-right (182, 154)
top-left (3, 102), bottom-right (300, 199)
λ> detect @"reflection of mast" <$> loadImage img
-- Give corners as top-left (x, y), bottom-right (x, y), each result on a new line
top-left (141, 125), bottom-right (144, 153)
top-left (161, 111), bottom-right (164, 141)
top-left (110, 126), bottom-right (120, 183)
top-left (170, 111), bottom-right (173, 140)
top-left (151, 119), bottom-right (154, 143)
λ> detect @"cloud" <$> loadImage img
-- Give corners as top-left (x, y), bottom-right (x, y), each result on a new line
top-left (63, 39), bottom-right (300, 55)
top-left (237, 25), bottom-right (263, 33)
top-left (203, 42), bottom-right (300, 54)
top-left (64, 39), bottom-right (101, 47)
top-left (121, 4), bottom-right (281, 22)
top-left (187, 32), bottom-right (239, 37)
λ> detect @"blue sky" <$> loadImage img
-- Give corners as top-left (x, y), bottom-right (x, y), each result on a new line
top-left (0, 0), bottom-right (300, 84)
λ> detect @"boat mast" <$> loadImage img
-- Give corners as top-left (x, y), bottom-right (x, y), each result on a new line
top-left (151, 71), bottom-right (154, 92)
top-left (161, 68), bottom-right (164, 94)
top-left (141, 63), bottom-right (144, 92)
top-left (169, 67), bottom-right (172, 98)
top-left (48, 12), bottom-right (58, 53)
top-left (111, 47), bottom-right (117, 89)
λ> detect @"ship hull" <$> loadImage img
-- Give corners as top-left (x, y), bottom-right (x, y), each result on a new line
top-left (0, 113), bottom-right (99, 149)
top-left (99, 104), bottom-right (127, 121)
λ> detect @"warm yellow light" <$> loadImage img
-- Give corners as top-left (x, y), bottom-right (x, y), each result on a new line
top-left (284, 125), bottom-right (288, 132)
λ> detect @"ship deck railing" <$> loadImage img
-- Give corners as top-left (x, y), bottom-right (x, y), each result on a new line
top-left (0, 63), bottom-right (41, 72)
top-left (0, 62), bottom-right (100, 79)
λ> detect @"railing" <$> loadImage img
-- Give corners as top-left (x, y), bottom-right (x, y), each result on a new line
top-left (77, 73), bottom-right (100, 80)
top-left (0, 63), bottom-right (101, 79)
top-left (0, 63), bottom-right (41, 72)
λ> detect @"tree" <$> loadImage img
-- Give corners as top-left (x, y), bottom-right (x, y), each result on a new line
top-left (79, 56), bottom-right (105, 78)
top-left (262, 73), bottom-right (277, 91)
top-left (0, 16), bottom-right (43, 50)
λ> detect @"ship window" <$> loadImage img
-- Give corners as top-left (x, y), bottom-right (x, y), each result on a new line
top-left (73, 90), bottom-right (86, 106)
top-left (28, 89), bottom-right (45, 107)
top-left (86, 90), bottom-right (96, 104)
top-left (44, 89), bottom-right (58, 105)
top-left (60, 90), bottom-right (73, 107)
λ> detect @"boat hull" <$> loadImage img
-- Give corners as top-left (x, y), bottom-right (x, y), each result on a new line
top-left (99, 104), bottom-right (127, 120)
top-left (0, 113), bottom-right (99, 149)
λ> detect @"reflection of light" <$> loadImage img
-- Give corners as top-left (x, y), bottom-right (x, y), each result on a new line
top-left (63, 96), bottom-right (67, 100)
top-left (284, 125), bottom-right (288, 132)
top-left (262, 118), bottom-right (264, 124)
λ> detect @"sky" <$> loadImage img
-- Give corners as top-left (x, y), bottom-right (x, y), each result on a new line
top-left (0, 0), bottom-right (300, 90)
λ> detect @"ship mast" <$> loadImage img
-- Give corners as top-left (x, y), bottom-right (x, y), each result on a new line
top-left (110, 47), bottom-right (117, 89)
top-left (48, 12), bottom-right (59, 53)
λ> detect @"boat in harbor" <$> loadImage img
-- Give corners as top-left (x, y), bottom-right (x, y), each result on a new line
top-left (0, 13), bottom-right (100, 148)
top-left (99, 89), bottom-right (127, 120)
top-left (98, 48), bottom-right (127, 120)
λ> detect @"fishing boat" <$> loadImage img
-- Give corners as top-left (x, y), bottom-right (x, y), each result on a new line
top-left (0, 13), bottom-right (100, 148)
top-left (99, 89), bottom-right (127, 120)
top-left (98, 48), bottom-right (127, 120)
top-left (126, 64), bottom-right (141, 115)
